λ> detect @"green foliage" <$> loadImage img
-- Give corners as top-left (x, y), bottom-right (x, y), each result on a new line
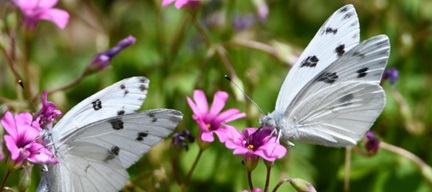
top-left (1, 0), bottom-right (432, 191)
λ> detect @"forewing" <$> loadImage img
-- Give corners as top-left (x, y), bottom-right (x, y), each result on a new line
top-left (52, 76), bottom-right (149, 144)
top-left (283, 82), bottom-right (385, 147)
top-left (59, 109), bottom-right (183, 168)
top-left (276, 4), bottom-right (360, 111)
top-left (285, 35), bottom-right (390, 114)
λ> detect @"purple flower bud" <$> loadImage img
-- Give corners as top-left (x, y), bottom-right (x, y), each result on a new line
top-left (365, 131), bottom-right (380, 154)
top-left (382, 67), bottom-right (399, 85)
top-left (233, 14), bottom-right (256, 32)
top-left (85, 35), bottom-right (136, 75)
top-left (36, 91), bottom-right (62, 128)
top-left (172, 130), bottom-right (195, 151)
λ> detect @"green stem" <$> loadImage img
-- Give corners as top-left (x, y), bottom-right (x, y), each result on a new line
top-left (247, 170), bottom-right (254, 190)
top-left (344, 147), bottom-right (352, 192)
top-left (264, 164), bottom-right (272, 192)
top-left (185, 149), bottom-right (204, 186)
top-left (191, 16), bottom-right (211, 48)
top-left (272, 178), bottom-right (290, 192)
top-left (44, 73), bottom-right (86, 97)
top-left (0, 170), bottom-right (12, 191)
top-left (379, 141), bottom-right (432, 187)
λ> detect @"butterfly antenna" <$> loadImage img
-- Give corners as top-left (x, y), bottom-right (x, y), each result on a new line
top-left (18, 80), bottom-right (38, 112)
top-left (224, 75), bottom-right (265, 114)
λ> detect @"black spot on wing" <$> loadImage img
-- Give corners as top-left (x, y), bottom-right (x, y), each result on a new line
top-left (317, 72), bottom-right (338, 84)
top-left (147, 112), bottom-right (157, 122)
top-left (124, 90), bottom-right (129, 96)
top-left (343, 12), bottom-right (353, 19)
top-left (117, 110), bottom-right (125, 115)
top-left (139, 77), bottom-right (148, 83)
top-left (339, 93), bottom-right (354, 106)
top-left (357, 67), bottom-right (368, 78)
top-left (339, 6), bottom-right (349, 13)
top-left (335, 44), bottom-right (345, 57)
top-left (104, 146), bottom-right (120, 162)
top-left (109, 118), bottom-right (124, 130)
top-left (352, 51), bottom-right (365, 58)
top-left (139, 84), bottom-right (147, 92)
top-left (300, 55), bottom-right (319, 68)
top-left (91, 99), bottom-right (102, 110)
top-left (120, 84), bottom-right (125, 89)
top-left (136, 131), bottom-right (149, 141)
top-left (325, 27), bottom-right (338, 35)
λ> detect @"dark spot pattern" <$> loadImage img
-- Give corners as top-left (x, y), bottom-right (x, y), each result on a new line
top-left (139, 84), bottom-right (147, 92)
top-left (110, 146), bottom-right (120, 156)
top-left (317, 72), bottom-right (338, 84)
top-left (104, 146), bottom-right (120, 162)
top-left (123, 90), bottom-right (129, 96)
top-left (335, 44), bottom-right (345, 57)
top-left (148, 113), bottom-right (157, 122)
top-left (92, 99), bottom-right (102, 110)
top-left (117, 110), bottom-right (125, 115)
top-left (325, 27), bottom-right (338, 35)
top-left (357, 67), bottom-right (368, 78)
top-left (109, 118), bottom-right (124, 130)
top-left (339, 6), bottom-right (349, 13)
top-left (120, 84), bottom-right (125, 89)
top-left (139, 78), bottom-right (147, 83)
top-left (136, 132), bottom-right (149, 141)
top-left (343, 12), bottom-right (353, 19)
top-left (352, 51), bottom-right (365, 58)
top-left (300, 56), bottom-right (319, 68)
top-left (339, 93), bottom-right (354, 106)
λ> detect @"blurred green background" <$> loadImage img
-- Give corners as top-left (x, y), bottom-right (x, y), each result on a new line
top-left (1, 0), bottom-right (432, 191)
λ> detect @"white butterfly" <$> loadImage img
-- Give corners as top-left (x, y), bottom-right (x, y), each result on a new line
top-left (260, 4), bottom-right (390, 147)
top-left (36, 76), bottom-right (183, 192)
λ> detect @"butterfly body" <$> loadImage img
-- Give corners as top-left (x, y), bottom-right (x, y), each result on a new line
top-left (37, 77), bottom-right (182, 192)
top-left (260, 5), bottom-right (390, 147)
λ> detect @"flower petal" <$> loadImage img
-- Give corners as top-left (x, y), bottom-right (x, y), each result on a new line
top-left (174, 0), bottom-right (189, 9)
top-left (193, 90), bottom-right (209, 114)
top-left (161, 0), bottom-right (176, 6)
top-left (1, 112), bottom-right (18, 138)
top-left (39, 8), bottom-right (70, 29)
top-left (208, 91), bottom-right (228, 118)
top-left (213, 108), bottom-right (246, 123)
top-left (200, 131), bottom-right (215, 142)
top-left (4, 135), bottom-right (20, 160)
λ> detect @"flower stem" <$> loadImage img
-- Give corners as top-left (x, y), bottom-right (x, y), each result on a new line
top-left (264, 164), bottom-right (272, 192)
top-left (0, 169), bottom-right (12, 191)
top-left (272, 178), bottom-right (290, 192)
top-left (344, 146), bottom-right (352, 192)
top-left (191, 15), bottom-right (211, 48)
top-left (247, 170), bottom-right (254, 190)
top-left (44, 73), bottom-right (86, 96)
top-left (379, 141), bottom-right (432, 187)
top-left (185, 149), bottom-right (204, 186)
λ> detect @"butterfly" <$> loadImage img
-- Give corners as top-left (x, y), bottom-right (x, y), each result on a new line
top-left (36, 76), bottom-right (183, 192)
top-left (259, 4), bottom-right (390, 147)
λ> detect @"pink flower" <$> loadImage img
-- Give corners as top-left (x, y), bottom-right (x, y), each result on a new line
top-left (162, 0), bottom-right (200, 9)
top-left (2, 112), bottom-right (58, 166)
top-left (13, 0), bottom-right (69, 29)
top-left (187, 90), bottom-right (246, 143)
top-left (224, 126), bottom-right (286, 162)
top-left (36, 91), bottom-right (62, 128)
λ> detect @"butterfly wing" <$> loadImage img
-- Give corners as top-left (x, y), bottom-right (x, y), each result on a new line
top-left (275, 4), bottom-right (360, 111)
top-left (39, 142), bottom-right (129, 192)
top-left (38, 109), bottom-right (183, 192)
top-left (51, 76), bottom-right (150, 145)
top-left (285, 35), bottom-right (390, 114)
top-left (282, 82), bottom-right (385, 147)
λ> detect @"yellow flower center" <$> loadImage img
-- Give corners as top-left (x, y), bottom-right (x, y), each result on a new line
top-left (206, 123), bottom-right (211, 129)
top-left (247, 144), bottom-right (254, 149)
